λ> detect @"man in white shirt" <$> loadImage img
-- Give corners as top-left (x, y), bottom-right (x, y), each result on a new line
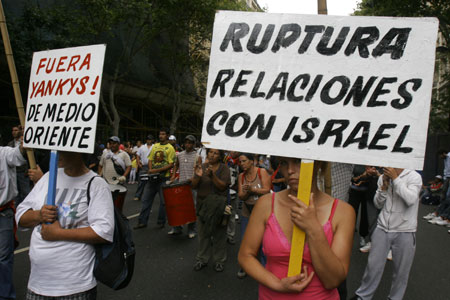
top-left (134, 135), bottom-right (154, 201)
top-left (0, 143), bottom-right (26, 300)
top-left (7, 125), bottom-right (30, 207)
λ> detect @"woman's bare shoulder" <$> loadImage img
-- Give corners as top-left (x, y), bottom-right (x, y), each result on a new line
top-left (253, 192), bottom-right (275, 221)
top-left (334, 199), bottom-right (356, 226)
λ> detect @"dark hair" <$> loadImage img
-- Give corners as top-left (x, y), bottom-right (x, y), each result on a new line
top-left (239, 152), bottom-right (255, 161)
top-left (206, 148), bottom-right (224, 160)
top-left (159, 127), bottom-right (170, 135)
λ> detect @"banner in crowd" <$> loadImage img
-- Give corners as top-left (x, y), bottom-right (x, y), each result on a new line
top-left (201, 11), bottom-right (438, 170)
top-left (23, 44), bottom-right (106, 154)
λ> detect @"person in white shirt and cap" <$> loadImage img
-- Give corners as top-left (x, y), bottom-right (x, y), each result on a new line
top-left (98, 136), bottom-right (132, 211)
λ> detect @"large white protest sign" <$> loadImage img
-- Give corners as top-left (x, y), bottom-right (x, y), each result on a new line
top-left (24, 44), bottom-right (106, 154)
top-left (201, 11), bottom-right (438, 170)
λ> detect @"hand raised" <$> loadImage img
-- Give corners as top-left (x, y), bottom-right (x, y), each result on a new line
top-left (383, 167), bottom-right (398, 180)
top-left (28, 165), bottom-right (44, 184)
top-left (194, 165), bottom-right (203, 177)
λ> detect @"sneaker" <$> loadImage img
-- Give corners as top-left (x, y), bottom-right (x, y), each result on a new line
top-left (359, 242), bottom-right (371, 253)
top-left (359, 237), bottom-right (366, 247)
top-left (435, 219), bottom-right (450, 226)
top-left (188, 231), bottom-right (197, 239)
top-left (423, 212), bottom-right (436, 220)
top-left (428, 216), bottom-right (443, 224)
top-left (133, 197), bottom-right (140, 201)
top-left (214, 263), bottom-right (224, 272)
top-left (168, 227), bottom-right (182, 235)
top-left (237, 268), bottom-right (247, 279)
top-left (387, 250), bottom-right (393, 261)
top-left (194, 261), bottom-right (207, 271)
top-left (133, 223), bottom-right (146, 230)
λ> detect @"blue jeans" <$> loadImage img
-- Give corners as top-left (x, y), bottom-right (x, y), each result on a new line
top-left (15, 171), bottom-right (31, 208)
top-left (137, 177), bottom-right (167, 226)
top-left (0, 207), bottom-right (15, 299)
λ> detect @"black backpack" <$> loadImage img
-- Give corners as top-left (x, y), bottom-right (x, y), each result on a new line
top-left (87, 176), bottom-right (135, 290)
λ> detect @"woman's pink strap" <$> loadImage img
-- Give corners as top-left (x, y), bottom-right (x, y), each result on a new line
top-left (271, 192), bottom-right (275, 213)
top-left (328, 198), bottom-right (339, 221)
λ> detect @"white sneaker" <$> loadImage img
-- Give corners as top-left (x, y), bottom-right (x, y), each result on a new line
top-left (359, 242), bottom-right (371, 253)
top-left (359, 237), bottom-right (366, 247)
top-left (387, 250), bottom-right (393, 261)
top-left (435, 219), bottom-right (450, 226)
top-left (423, 212), bottom-right (437, 220)
top-left (428, 216), bottom-right (443, 224)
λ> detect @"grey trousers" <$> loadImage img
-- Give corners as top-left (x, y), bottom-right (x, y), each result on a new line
top-left (196, 219), bottom-right (227, 265)
top-left (356, 227), bottom-right (416, 300)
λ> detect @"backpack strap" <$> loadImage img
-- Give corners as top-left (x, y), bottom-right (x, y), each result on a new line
top-left (257, 167), bottom-right (261, 180)
top-left (87, 175), bottom-right (101, 205)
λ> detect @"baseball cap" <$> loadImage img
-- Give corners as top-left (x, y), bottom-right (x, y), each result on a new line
top-left (108, 136), bottom-right (120, 143)
top-left (146, 134), bottom-right (154, 141)
top-left (185, 135), bottom-right (196, 143)
top-left (435, 175), bottom-right (443, 180)
top-left (169, 135), bottom-right (176, 141)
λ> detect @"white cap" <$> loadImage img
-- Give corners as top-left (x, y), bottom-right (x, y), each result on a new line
top-left (435, 175), bottom-right (443, 180)
top-left (169, 135), bottom-right (176, 141)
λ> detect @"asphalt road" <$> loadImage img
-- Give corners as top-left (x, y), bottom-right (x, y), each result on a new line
top-left (13, 184), bottom-right (450, 300)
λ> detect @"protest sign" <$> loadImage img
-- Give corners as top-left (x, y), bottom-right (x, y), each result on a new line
top-left (24, 44), bottom-right (106, 154)
top-left (202, 11), bottom-right (439, 170)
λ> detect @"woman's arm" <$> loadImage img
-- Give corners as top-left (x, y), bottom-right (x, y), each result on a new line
top-left (239, 194), bottom-right (314, 293)
top-left (238, 173), bottom-right (250, 200)
top-left (211, 166), bottom-right (228, 191)
top-left (191, 164), bottom-right (203, 189)
top-left (291, 195), bottom-right (355, 289)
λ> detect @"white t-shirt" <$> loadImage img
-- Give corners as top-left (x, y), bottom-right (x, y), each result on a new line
top-left (136, 144), bottom-right (153, 166)
top-left (16, 169), bottom-right (114, 297)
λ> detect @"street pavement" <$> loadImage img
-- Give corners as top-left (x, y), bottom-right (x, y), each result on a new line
top-left (13, 183), bottom-right (450, 300)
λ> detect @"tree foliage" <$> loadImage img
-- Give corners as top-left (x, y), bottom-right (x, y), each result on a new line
top-left (354, 0), bottom-right (450, 133)
top-left (4, 0), bottom-right (252, 135)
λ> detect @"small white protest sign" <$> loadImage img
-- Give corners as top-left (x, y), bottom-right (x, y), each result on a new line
top-left (202, 11), bottom-right (439, 170)
top-left (24, 44), bottom-right (106, 154)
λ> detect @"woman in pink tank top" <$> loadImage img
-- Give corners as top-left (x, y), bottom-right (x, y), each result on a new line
top-left (238, 158), bottom-right (356, 299)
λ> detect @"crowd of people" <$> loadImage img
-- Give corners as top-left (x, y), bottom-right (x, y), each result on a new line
top-left (1, 124), bottom-right (449, 300)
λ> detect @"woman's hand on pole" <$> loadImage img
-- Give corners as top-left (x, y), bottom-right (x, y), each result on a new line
top-left (289, 193), bottom-right (321, 235)
top-left (278, 265), bottom-right (314, 293)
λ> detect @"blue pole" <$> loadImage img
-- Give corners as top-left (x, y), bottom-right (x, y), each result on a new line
top-left (46, 150), bottom-right (59, 206)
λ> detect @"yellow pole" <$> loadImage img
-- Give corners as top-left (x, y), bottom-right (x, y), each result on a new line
top-left (287, 160), bottom-right (314, 276)
top-left (0, 0), bottom-right (36, 168)
top-left (287, 0), bottom-right (328, 278)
